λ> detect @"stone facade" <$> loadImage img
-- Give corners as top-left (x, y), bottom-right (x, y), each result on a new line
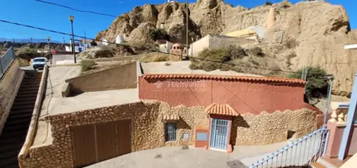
top-left (19, 100), bottom-right (320, 167)
top-left (232, 109), bottom-right (320, 145)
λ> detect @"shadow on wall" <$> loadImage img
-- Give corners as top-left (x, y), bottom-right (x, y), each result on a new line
top-left (63, 62), bottom-right (137, 96)
top-left (230, 115), bottom-right (250, 147)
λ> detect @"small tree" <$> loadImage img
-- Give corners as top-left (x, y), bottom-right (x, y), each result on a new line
top-left (80, 60), bottom-right (96, 72)
top-left (265, 1), bottom-right (273, 6)
top-left (289, 67), bottom-right (329, 100)
top-left (149, 29), bottom-right (170, 41)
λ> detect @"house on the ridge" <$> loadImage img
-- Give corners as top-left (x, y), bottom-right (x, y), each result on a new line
top-left (139, 61), bottom-right (322, 151)
top-left (19, 61), bottom-right (323, 167)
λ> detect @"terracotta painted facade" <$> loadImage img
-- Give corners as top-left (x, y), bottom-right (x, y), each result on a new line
top-left (139, 74), bottom-right (315, 115)
top-left (325, 122), bottom-right (357, 158)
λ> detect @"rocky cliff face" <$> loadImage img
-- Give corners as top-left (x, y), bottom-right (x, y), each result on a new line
top-left (97, 0), bottom-right (357, 95)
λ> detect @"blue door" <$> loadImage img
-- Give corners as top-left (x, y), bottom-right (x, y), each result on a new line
top-left (210, 119), bottom-right (229, 150)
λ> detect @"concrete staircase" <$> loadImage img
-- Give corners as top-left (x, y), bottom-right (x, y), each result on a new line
top-left (0, 71), bottom-right (42, 168)
top-left (311, 157), bottom-right (344, 168)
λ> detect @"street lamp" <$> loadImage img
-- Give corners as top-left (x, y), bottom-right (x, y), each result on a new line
top-left (185, 0), bottom-right (189, 59)
top-left (69, 16), bottom-right (76, 64)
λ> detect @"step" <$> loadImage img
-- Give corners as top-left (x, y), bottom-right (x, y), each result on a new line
top-left (11, 105), bottom-right (35, 111)
top-left (15, 93), bottom-right (38, 98)
top-left (0, 129), bottom-right (28, 137)
top-left (316, 158), bottom-right (340, 168)
top-left (16, 90), bottom-right (39, 95)
top-left (10, 110), bottom-right (34, 116)
top-left (22, 77), bottom-right (41, 81)
top-left (0, 137), bottom-right (26, 147)
top-left (18, 86), bottom-right (39, 91)
top-left (13, 97), bottom-right (37, 102)
top-left (7, 113), bottom-right (32, 120)
top-left (0, 143), bottom-right (23, 153)
top-left (12, 101), bottom-right (36, 106)
top-left (0, 157), bottom-right (19, 168)
top-left (20, 80), bottom-right (41, 87)
top-left (1, 124), bottom-right (30, 133)
top-left (4, 119), bottom-right (31, 128)
top-left (311, 162), bottom-right (326, 168)
top-left (0, 150), bottom-right (21, 160)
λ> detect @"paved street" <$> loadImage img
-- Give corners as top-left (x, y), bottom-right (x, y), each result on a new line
top-left (86, 133), bottom-right (325, 168)
top-left (86, 141), bottom-right (288, 168)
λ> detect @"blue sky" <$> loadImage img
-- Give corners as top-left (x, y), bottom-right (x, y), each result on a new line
top-left (0, 0), bottom-right (356, 42)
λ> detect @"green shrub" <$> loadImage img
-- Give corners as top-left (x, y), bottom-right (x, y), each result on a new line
top-left (190, 46), bottom-right (247, 71)
top-left (265, 1), bottom-right (273, 5)
top-left (198, 48), bottom-right (230, 62)
top-left (228, 46), bottom-right (247, 59)
top-left (247, 47), bottom-right (264, 57)
top-left (289, 67), bottom-right (329, 99)
top-left (80, 60), bottom-right (96, 72)
top-left (140, 54), bottom-right (169, 63)
top-left (16, 47), bottom-right (41, 60)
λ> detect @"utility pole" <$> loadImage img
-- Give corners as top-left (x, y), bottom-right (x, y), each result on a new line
top-left (47, 36), bottom-right (51, 53)
top-left (69, 16), bottom-right (76, 64)
top-left (185, 0), bottom-right (189, 59)
top-left (84, 31), bottom-right (87, 50)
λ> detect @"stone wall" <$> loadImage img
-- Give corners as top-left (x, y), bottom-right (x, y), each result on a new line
top-left (19, 101), bottom-right (206, 167)
top-left (232, 108), bottom-right (320, 146)
top-left (0, 59), bottom-right (24, 134)
top-left (19, 101), bottom-right (320, 167)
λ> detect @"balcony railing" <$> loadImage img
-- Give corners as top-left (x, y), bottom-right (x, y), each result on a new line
top-left (0, 47), bottom-right (16, 78)
top-left (249, 127), bottom-right (329, 168)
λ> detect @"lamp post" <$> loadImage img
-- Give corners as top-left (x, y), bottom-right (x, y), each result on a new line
top-left (47, 36), bottom-right (51, 53)
top-left (185, 0), bottom-right (189, 59)
top-left (69, 16), bottom-right (76, 64)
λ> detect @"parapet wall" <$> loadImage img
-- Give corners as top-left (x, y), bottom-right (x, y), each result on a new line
top-left (66, 62), bottom-right (137, 95)
top-left (19, 100), bottom-right (320, 168)
top-left (0, 60), bottom-right (24, 134)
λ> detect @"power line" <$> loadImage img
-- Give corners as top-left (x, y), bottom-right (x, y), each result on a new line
top-left (0, 19), bottom-right (113, 45)
top-left (35, 0), bottom-right (116, 18)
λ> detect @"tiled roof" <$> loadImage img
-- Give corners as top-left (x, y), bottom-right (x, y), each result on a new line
top-left (162, 114), bottom-right (180, 121)
top-left (142, 74), bottom-right (305, 85)
top-left (205, 104), bottom-right (239, 116)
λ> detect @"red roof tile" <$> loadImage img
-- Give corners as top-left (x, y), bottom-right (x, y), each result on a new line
top-left (142, 74), bottom-right (305, 85)
top-left (205, 104), bottom-right (239, 116)
top-left (162, 114), bottom-right (180, 121)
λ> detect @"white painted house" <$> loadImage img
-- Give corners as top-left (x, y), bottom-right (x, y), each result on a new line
top-left (115, 35), bottom-right (126, 44)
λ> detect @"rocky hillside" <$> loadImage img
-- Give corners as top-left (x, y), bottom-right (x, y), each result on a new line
top-left (97, 0), bottom-right (357, 95)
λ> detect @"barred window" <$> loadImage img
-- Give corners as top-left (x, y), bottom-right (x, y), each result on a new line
top-left (165, 123), bottom-right (176, 141)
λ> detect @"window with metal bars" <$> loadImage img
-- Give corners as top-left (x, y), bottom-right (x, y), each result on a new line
top-left (165, 123), bottom-right (176, 141)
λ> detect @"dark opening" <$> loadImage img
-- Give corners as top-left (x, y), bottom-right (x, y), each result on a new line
top-left (287, 130), bottom-right (296, 139)
top-left (165, 123), bottom-right (177, 141)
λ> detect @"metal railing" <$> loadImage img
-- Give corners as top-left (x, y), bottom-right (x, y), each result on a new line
top-left (249, 127), bottom-right (329, 168)
top-left (0, 47), bottom-right (16, 78)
